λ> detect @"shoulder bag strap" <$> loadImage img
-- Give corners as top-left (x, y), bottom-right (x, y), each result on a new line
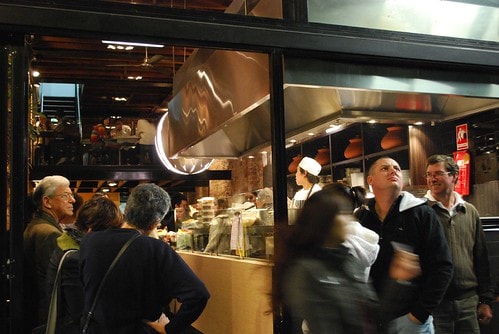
top-left (82, 233), bottom-right (141, 334)
top-left (45, 249), bottom-right (78, 334)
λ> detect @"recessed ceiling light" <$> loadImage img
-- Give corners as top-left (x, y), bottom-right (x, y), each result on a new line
top-left (102, 40), bottom-right (164, 48)
top-left (112, 96), bottom-right (128, 102)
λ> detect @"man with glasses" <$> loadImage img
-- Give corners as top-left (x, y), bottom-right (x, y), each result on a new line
top-left (425, 154), bottom-right (494, 333)
top-left (357, 157), bottom-right (452, 334)
top-left (23, 175), bottom-right (76, 332)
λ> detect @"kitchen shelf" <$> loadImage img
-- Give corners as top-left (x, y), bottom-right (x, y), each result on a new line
top-left (286, 123), bottom-right (411, 184)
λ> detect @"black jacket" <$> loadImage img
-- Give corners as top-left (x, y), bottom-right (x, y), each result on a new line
top-left (358, 192), bottom-right (453, 323)
top-left (80, 228), bottom-right (210, 334)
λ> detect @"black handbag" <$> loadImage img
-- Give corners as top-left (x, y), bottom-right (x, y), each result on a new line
top-left (32, 249), bottom-right (78, 334)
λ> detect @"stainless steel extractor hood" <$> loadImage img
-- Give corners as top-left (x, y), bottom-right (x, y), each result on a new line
top-left (164, 0), bottom-right (499, 159)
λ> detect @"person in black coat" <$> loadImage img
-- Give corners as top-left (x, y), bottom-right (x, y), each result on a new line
top-left (80, 184), bottom-right (209, 334)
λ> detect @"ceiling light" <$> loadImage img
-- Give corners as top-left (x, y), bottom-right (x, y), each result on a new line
top-left (102, 40), bottom-right (164, 48)
top-left (107, 181), bottom-right (117, 187)
top-left (368, 120), bottom-right (377, 124)
top-left (325, 124), bottom-right (342, 134)
top-left (32, 70), bottom-right (40, 77)
top-left (307, 132), bottom-right (315, 136)
top-left (414, 121), bottom-right (424, 125)
top-left (112, 96), bottom-right (128, 102)
top-left (107, 45), bottom-right (116, 50)
top-left (101, 188), bottom-right (110, 193)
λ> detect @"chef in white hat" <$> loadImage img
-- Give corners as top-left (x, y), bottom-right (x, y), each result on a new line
top-left (289, 157), bottom-right (322, 208)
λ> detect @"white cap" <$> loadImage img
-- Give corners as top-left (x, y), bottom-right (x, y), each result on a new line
top-left (298, 157), bottom-right (321, 176)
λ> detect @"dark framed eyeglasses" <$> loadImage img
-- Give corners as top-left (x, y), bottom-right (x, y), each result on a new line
top-left (424, 171), bottom-right (452, 179)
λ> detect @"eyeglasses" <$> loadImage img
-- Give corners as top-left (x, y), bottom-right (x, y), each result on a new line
top-left (49, 192), bottom-right (75, 201)
top-left (424, 171), bottom-right (452, 179)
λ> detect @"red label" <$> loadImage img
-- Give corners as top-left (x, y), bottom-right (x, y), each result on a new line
top-left (456, 124), bottom-right (468, 150)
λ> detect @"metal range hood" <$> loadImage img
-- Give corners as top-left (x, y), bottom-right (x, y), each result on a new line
top-left (165, 1), bottom-right (499, 159)
top-left (166, 52), bottom-right (499, 158)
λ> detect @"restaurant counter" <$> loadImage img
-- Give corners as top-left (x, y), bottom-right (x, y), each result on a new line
top-left (175, 251), bottom-right (273, 334)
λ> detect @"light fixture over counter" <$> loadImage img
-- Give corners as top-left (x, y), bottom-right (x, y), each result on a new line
top-left (155, 113), bottom-right (213, 175)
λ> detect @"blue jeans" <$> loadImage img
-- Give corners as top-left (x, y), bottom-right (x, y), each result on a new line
top-left (388, 314), bottom-right (434, 334)
top-left (432, 294), bottom-right (480, 334)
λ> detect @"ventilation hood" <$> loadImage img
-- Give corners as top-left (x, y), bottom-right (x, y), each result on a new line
top-left (164, 0), bottom-right (499, 159)
top-left (165, 50), bottom-right (499, 158)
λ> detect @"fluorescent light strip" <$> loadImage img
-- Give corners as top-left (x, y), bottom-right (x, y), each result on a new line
top-left (102, 40), bottom-right (164, 48)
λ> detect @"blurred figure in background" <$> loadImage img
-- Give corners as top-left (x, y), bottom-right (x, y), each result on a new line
top-left (357, 157), bottom-right (453, 334)
top-left (425, 154), bottom-right (494, 333)
top-left (44, 196), bottom-right (123, 333)
top-left (274, 189), bottom-right (379, 334)
top-left (289, 157), bottom-right (322, 208)
top-left (110, 119), bottom-right (131, 138)
top-left (23, 175), bottom-right (75, 332)
top-left (204, 198), bottom-right (231, 254)
top-left (90, 116), bottom-right (110, 144)
top-left (136, 116), bottom-right (158, 164)
top-left (161, 192), bottom-right (190, 231)
top-left (256, 187), bottom-right (273, 210)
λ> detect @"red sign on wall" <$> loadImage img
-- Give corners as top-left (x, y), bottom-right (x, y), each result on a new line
top-left (456, 124), bottom-right (468, 150)
top-left (453, 150), bottom-right (470, 196)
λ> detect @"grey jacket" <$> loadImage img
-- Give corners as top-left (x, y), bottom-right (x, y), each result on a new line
top-left (283, 247), bottom-right (379, 334)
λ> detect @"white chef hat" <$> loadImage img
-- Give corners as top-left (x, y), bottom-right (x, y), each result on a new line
top-left (298, 157), bottom-right (321, 176)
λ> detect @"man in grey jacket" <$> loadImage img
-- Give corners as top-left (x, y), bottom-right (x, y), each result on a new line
top-left (425, 154), bottom-right (494, 333)
top-left (358, 157), bottom-right (453, 334)
top-left (23, 175), bottom-right (75, 332)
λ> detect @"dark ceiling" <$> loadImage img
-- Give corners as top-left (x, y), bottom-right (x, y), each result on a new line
top-left (29, 0), bottom-right (232, 120)
top-left (26, 0), bottom-right (234, 195)
top-left (30, 35), bottom-right (197, 119)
